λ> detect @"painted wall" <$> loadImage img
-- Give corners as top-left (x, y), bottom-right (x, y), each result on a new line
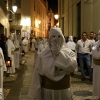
top-left (58, 0), bottom-right (100, 38)
top-left (0, 6), bottom-right (10, 36)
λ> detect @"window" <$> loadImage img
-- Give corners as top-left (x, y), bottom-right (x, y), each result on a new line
top-left (34, 0), bottom-right (35, 11)
top-left (16, 0), bottom-right (21, 8)
top-left (15, 13), bottom-right (21, 25)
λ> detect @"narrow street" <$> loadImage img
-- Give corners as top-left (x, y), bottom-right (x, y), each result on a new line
top-left (3, 51), bottom-right (98, 100)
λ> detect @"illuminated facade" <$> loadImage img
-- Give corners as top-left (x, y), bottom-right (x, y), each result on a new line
top-left (58, 0), bottom-right (100, 38)
top-left (8, 0), bottom-right (54, 38)
top-left (0, 0), bottom-right (10, 37)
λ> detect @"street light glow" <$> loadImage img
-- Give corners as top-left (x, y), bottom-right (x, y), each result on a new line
top-left (54, 14), bottom-right (59, 20)
top-left (12, 4), bottom-right (17, 12)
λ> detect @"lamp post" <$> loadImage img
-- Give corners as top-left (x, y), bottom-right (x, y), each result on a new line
top-left (8, 3), bottom-right (17, 14)
top-left (12, 3), bottom-right (17, 13)
top-left (54, 14), bottom-right (59, 27)
top-left (54, 14), bottom-right (59, 20)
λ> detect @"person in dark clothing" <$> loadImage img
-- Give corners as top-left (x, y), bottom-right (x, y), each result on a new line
top-left (0, 34), bottom-right (6, 57)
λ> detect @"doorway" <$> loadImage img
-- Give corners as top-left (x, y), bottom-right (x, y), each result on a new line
top-left (76, 1), bottom-right (81, 39)
top-left (0, 24), bottom-right (4, 36)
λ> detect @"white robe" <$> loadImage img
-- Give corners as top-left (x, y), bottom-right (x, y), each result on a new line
top-left (65, 41), bottom-right (76, 51)
top-left (28, 46), bottom-right (77, 100)
top-left (6, 39), bottom-right (15, 73)
top-left (31, 38), bottom-right (36, 51)
top-left (22, 38), bottom-right (28, 52)
top-left (14, 39), bottom-right (20, 68)
top-left (64, 42), bottom-right (78, 71)
top-left (37, 41), bottom-right (45, 54)
top-left (92, 41), bottom-right (100, 98)
top-left (0, 48), bottom-right (7, 100)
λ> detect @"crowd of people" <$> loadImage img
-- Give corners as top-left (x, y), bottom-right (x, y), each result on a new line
top-left (0, 33), bottom-right (32, 99)
top-left (0, 28), bottom-right (100, 100)
top-left (28, 28), bottom-right (100, 100)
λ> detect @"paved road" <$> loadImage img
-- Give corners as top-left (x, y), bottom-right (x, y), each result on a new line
top-left (3, 51), bottom-right (99, 100)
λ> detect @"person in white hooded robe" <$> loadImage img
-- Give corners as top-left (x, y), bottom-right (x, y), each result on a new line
top-left (6, 36), bottom-right (15, 74)
top-left (31, 37), bottom-right (36, 52)
top-left (0, 47), bottom-right (7, 100)
top-left (37, 38), bottom-right (45, 54)
top-left (28, 28), bottom-right (77, 100)
top-left (42, 38), bottom-right (48, 49)
top-left (65, 36), bottom-right (76, 52)
top-left (65, 36), bottom-right (78, 72)
top-left (92, 30), bottom-right (100, 99)
top-left (14, 34), bottom-right (20, 68)
top-left (22, 37), bottom-right (28, 53)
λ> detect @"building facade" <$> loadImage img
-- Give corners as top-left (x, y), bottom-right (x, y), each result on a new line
top-left (0, 0), bottom-right (9, 37)
top-left (8, 0), bottom-right (54, 38)
top-left (58, 0), bottom-right (100, 38)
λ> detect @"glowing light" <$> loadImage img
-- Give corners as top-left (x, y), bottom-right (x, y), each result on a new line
top-left (12, 4), bottom-right (17, 12)
top-left (54, 14), bottom-right (59, 20)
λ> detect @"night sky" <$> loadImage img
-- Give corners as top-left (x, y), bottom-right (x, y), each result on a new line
top-left (47, 0), bottom-right (58, 14)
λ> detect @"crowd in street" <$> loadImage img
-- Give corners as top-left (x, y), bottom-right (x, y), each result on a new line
top-left (28, 28), bottom-right (100, 100)
top-left (0, 28), bottom-right (100, 100)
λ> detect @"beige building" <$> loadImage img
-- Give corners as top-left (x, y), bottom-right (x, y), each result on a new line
top-left (58, 0), bottom-right (100, 38)
top-left (8, 0), bottom-right (54, 38)
top-left (0, 0), bottom-right (10, 37)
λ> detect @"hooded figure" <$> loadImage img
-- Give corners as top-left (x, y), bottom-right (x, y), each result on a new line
top-left (28, 28), bottom-right (77, 100)
top-left (22, 37), bottom-right (28, 52)
top-left (14, 34), bottom-right (20, 68)
top-left (92, 30), bottom-right (100, 99)
top-left (42, 38), bottom-right (48, 49)
top-left (37, 38), bottom-right (45, 54)
top-left (65, 36), bottom-right (76, 52)
top-left (31, 37), bottom-right (36, 52)
top-left (0, 47), bottom-right (6, 100)
top-left (6, 36), bottom-right (15, 73)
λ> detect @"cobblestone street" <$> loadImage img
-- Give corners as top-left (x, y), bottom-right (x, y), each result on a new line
top-left (3, 52), bottom-right (99, 100)
top-left (71, 72), bottom-right (98, 100)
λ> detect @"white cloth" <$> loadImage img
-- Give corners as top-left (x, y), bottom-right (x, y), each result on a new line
top-left (28, 28), bottom-right (77, 100)
top-left (22, 38), bottom-right (28, 52)
top-left (37, 41), bottom-right (45, 54)
top-left (90, 39), bottom-right (95, 55)
top-left (92, 40), bottom-right (100, 98)
top-left (65, 42), bottom-right (76, 51)
top-left (31, 38), bottom-right (36, 51)
top-left (43, 38), bottom-right (48, 49)
top-left (14, 34), bottom-right (20, 68)
top-left (64, 36), bottom-right (78, 71)
top-left (0, 48), bottom-right (6, 100)
top-left (76, 39), bottom-right (92, 54)
top-left (6, 39), bottom-right (15, 73)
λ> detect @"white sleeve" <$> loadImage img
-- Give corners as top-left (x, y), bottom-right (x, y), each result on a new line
top-left (28, 67), bottom-right (42, 99)
top-left (55, 50), bottom-right (77, 72)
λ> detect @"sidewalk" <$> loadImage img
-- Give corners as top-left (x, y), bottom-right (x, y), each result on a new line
top-left (3, 51), bottom-right (99, 100)
top-left (4, 51), bottom-right (34, 100)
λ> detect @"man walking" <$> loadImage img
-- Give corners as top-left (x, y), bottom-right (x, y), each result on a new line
top-left (76, 32), bottom-right (93, 81)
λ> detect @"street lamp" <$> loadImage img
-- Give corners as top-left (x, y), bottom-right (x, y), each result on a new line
top-left (38, 20), bottom-right (41, 24)
top-left (12, 3), bottom-right (17, 13)
top-left (54, 14), bottom-right (59, 27)
top-left (8, 3), bottom-right (17, 14)
top-left (54, 14), bottom-right (59, 20)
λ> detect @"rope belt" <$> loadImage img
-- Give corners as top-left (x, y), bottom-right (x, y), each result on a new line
top-left (93, 58), bottom-right (100, 65)
top-left (41, 74), bottom-right (71, 90)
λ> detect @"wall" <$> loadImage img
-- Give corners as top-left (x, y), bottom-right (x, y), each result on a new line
top-left (58, 0), bottom-right (100, 38)
top-left (0, 4), bottom-right (10, 36)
